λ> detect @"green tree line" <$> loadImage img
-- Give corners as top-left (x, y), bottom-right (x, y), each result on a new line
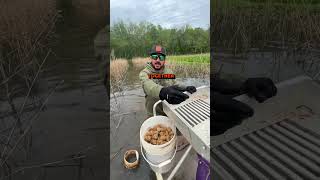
top-left (110, 21), bottom-right (209, 59)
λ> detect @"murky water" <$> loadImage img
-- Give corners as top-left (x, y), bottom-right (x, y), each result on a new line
top-left (0, 2), bottom-right (108, 179)
top-left (213, 49), bottom-right (320, 83)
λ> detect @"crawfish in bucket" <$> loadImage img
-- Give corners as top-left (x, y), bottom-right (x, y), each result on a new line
top-left (144, 124), bottom-right (174, 145)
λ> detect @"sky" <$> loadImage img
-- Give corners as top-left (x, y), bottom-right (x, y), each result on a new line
top-left (110, 0), bottom-right (210, 29)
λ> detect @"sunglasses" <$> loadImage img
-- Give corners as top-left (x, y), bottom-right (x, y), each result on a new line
top-left (151, 54), bottom-right (166, 61)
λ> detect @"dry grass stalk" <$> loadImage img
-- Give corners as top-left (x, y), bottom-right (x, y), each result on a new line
top-left (212, 1), bottom-right (320, 53)
top-left (110, 59), bottom-right (129, 133)
top-left (132, 57), bottom-right (148, 70)
top-left (110, 59), bottom-right (129, 93)
top-left (0, 0), bottom-right (57, 83)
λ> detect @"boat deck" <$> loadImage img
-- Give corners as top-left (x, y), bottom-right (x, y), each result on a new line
top-left (211, 76), bottom-right (320, 180)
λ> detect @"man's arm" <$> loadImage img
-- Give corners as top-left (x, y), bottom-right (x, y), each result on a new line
top-left (139, 70), bottom-right (163, 98)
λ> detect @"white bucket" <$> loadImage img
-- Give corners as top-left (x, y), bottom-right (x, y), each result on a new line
top-left (140, 115), bottom-right (177, 173)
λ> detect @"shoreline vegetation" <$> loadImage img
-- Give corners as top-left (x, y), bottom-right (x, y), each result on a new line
top-left (212, 0), bottom-right (320, 54)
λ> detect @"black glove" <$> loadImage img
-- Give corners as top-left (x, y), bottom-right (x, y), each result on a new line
top-left (212, 93), bottom-right (254, 136)
top-left (159, 86), bottom-right (189, 104)
top-left (170, 85), bottom-right (197, 94)
top-left (242, 78), bottom-right (277, 103)
top-left (185, 86), bottom-right (197, 94)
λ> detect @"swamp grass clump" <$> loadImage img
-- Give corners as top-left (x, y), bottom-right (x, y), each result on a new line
top-left (110, 59), bottom-right (129, 93)
top-left (167, 62), bottom-right (210, 79)
top-left (110, 59), bottom-right (129, 131)
top-left (0, 0), bottom-right (58, 92)
top-left (132, 57), bottom-right (149, 70)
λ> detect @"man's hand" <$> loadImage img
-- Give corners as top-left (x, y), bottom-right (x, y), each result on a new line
top-left (185, 86), bottom-right (197, 93)
top-left (171, 85), bottom-right (197, 94)
top-left (243, 78), bottom-right (277, 103)
top-left (212, 93), bottom-right (254, 136)
top-left (159, 86), bottom-right (189, 104)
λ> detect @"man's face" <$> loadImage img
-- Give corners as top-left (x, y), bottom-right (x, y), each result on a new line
top-left (150, 54), bottom-right (166, 70)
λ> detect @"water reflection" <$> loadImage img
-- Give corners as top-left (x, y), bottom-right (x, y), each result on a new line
top-left (213, 49), bottom-right (320, 83)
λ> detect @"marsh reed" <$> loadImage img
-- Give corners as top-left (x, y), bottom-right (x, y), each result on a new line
top-left (131, 57), bottom-right (149, 70)
top-left (166, 62), bottom-right (210, 79)
top-left (0, 0), bottom-right (59, 177)
top-left (212, 0), bottom-right (320, 53)
top-left (110, 59), bottom-right (129, 93)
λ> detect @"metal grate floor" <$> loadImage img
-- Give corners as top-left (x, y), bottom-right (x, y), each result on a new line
top-left (211, 119), bottom-right (320, 180)
top-left (175, 99), bottom-right (210, 127)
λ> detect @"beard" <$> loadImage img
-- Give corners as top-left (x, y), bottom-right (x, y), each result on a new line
top-left (152, 62), bottom-right (163, 70)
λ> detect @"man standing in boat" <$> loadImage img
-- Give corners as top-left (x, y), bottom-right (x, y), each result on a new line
top-left (139, 45), bottom-right (197, 117)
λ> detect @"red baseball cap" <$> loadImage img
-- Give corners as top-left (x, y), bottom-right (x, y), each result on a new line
top-left (149, 45), bottom-right (166, 56)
